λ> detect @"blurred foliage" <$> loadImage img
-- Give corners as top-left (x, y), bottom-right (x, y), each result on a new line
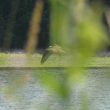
top-left (34, 70), bottom-right (70, 100)
top-left (40, 0), bottom-right (108, 109)
top-left (49, 0), bottom-right (108, 83)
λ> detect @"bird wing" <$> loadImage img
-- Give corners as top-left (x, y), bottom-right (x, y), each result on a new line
top-left (41, 50), bottom-right (52, 64)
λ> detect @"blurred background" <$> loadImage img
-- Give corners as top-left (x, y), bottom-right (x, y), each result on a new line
top-left (0, 0), bottom-right (50, 51)
top-left (0, 0), bottom-right (110, 51)
top-left (0, 0), bottom-right (110, 110)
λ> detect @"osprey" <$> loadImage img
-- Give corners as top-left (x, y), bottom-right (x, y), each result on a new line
top-left (41, 45), bottom-right (65, 64)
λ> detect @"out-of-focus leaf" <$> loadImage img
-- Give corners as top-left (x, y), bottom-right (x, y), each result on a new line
top-left (34, 70), bottom-right (70, 99)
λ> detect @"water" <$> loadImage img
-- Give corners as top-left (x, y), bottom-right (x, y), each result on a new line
top-left (0, 68), bottom-right (110, 110)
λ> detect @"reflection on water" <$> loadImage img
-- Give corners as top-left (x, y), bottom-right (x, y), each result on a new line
top-left (0, 69), bottom-right (110, 110)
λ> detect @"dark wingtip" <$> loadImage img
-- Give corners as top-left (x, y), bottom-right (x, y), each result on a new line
top-left (40, 58), bottom-right (45, 64)
top-left (40, 52), bottom-right (48, 64)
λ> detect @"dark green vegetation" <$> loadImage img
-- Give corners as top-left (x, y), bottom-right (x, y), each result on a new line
top-left (0, 0), bottom-right (50, 50)
top-left (0, 0), bottom-right (110, 50)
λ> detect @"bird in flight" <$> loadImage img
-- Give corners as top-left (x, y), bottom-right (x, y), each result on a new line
top-left (41, 45), bottom-right (65, 64)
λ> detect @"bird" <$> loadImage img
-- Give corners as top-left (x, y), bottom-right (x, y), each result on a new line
top-left (41, 45), bottom-right (65, 64)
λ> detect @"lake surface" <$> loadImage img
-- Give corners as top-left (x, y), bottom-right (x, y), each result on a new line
top-left (0, 68), bottom-right (110, 110)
